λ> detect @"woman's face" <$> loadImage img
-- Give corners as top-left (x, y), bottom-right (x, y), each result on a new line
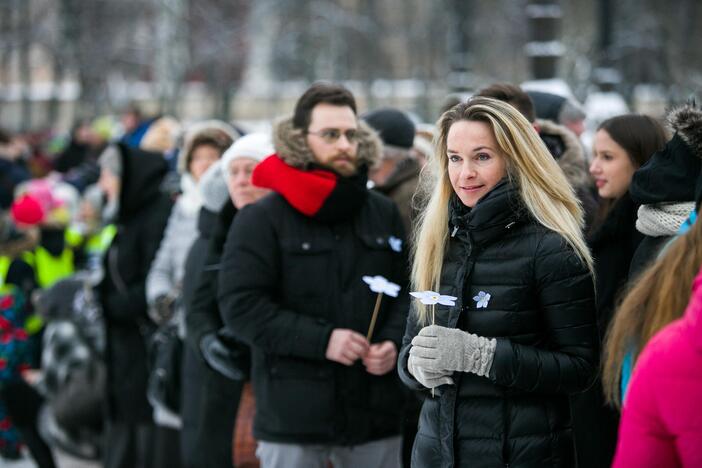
top-left (227, 158), bottom-right (270, 209)
top-left (447, 120), bottom-right (507, 208)
top-left (590, 129), bottom-right (637, 200)
top-left (190, 144), bottom-right (221, 182)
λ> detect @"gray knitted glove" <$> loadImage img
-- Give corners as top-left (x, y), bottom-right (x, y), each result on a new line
top-left (407, 354), bottom-right (454, 389)
top-left (409, 325), bottom-right (496, 377)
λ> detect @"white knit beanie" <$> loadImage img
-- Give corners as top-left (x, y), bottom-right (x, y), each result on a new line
top-left (220, 132), bottom-right (274, 181)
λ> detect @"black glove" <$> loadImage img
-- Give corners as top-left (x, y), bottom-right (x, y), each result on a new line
top-left (199, 333), bottom-right (247, 381)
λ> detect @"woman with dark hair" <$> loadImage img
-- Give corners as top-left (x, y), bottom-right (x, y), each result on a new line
top-left (589, 114), bottom-right (667, 340)
top-left (571, 114), bottom-right (667, 468)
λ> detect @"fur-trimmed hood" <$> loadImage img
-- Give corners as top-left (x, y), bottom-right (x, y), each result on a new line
top-left (537, 118), bottom-right (592, 190)
top-left (667, 103), bottom-right (702, 157)
top-left (177, 120), bottom-right (240, 174)
top-left (273, 117), bottom-right (382, 170)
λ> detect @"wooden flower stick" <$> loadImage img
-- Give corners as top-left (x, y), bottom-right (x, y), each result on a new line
top-left (432, 303), bottom-right (436, 397)
top-left (366, 292), bottom-right (384, 341)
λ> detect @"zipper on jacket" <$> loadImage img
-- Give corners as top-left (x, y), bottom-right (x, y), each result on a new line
top-left (451, 225), bottom-right (459, 237)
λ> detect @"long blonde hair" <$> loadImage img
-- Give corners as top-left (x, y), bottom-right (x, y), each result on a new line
top-left (602, 218), bottom-right (702, 407)
top-left (411, 97), bottom-right (593, 323)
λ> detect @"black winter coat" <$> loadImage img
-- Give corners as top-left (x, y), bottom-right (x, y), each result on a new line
top-left (181, 202), bottom-right (244, 467)
top-left (629, 235), bottom-right (671, 281)
top-left (398, 181), bottom-right (598, 468)
top-left (99, 143), bottom-right (172, 423)
top-left (570, 194), bottom-right (642, 468)
top-left (219, 190), bottom-right (409, 445)
top-left (185, 201), bottom-right (237, 352)
top-left (588, 194), bottom-right (643, 338)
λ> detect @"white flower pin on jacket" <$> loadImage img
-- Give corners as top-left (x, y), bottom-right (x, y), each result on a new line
top-left (473, 291), bottom-right (491, 309)
top-left (388, 236), bottom-right (403, 253)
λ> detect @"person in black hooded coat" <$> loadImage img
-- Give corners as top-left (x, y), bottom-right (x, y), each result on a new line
top-left (628, 103), bottom-right (702, 280)
top-left (97, 143), bottom-right (172, 468)
top-left (399, 98), bottom-right (597, 468)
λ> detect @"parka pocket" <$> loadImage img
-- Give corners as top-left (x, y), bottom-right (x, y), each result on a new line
top-left (264, 356), bottom-right (335, 435)
top-left (280, 237), bottom-right (335, 297)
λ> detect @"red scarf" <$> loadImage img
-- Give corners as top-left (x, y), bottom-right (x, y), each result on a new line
top-left (252, 155), bottom-right (368, 223)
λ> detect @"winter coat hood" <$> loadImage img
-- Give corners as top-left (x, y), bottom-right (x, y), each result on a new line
top-left (537, 118), bottom-right (592, 190)
top-left (177, 120), bottom-right (240, 175)
top-left (272, 116), bottom-right (382, 170)
top-left (116, 142), bottom-right (169, 221)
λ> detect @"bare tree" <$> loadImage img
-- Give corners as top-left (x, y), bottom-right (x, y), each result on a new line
top-left (187, 0), bottom-right (250, 120)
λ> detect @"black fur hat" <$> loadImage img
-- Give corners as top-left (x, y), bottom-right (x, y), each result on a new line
top-left (667, 102), bottom-right (702, 158)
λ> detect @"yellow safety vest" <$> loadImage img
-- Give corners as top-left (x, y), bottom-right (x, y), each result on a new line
top-left (0, 255), bottom-right (42, 334)
top-left (22, 246), bottom-right (75, 289)
top-left (85, 225), bottom-right (117, 255)
top-left (0, 255), bottom-right (11, 289)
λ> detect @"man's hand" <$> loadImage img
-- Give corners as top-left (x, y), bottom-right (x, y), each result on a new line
top-left (325, 329), bottom-right (369, 366)
top-left (362, 341), bottom-right (397, 376)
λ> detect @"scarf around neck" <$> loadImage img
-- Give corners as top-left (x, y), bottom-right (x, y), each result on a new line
top-left (636, 201), bottom-right (695, 237)
top-left (252, 155), bottom-right (368, 223)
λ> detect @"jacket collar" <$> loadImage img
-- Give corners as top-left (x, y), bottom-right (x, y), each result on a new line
top-left (449, 179), bottom-right (525, 246)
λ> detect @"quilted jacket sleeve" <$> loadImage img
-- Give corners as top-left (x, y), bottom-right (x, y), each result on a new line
top-left (490, 231), bottom-right (599, 394)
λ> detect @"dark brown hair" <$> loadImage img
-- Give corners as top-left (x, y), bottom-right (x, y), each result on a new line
top-left (598, 114), bottom-right (668, 168)
top-left (476, 83), bottom-right (536, 123)
top-left (590, 114), bottom-right (669, 231)
top-left (292, 82), bottom-right (357, 131)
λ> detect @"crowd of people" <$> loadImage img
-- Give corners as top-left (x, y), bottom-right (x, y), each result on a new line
top-left (0, 81), bottom-right (700, 468)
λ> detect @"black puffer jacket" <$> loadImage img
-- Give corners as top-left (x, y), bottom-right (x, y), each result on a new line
top-left (219, 189), bottom-right (409, 445)
top-left (398, 180), bottom-right (598, 468)
top-left (99, 143), bottom-right (172, 423)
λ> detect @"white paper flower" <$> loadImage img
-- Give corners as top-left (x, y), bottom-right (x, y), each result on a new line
top-left (362, 275), bottom-right (401, 297)
top-left (409, 291), bottom-right (457, 306)
top-left (388, 236), bottom-right (403, 253)
top-left (473, 291), bottom-right (491, 309)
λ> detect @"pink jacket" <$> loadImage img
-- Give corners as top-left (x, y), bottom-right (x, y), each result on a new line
top-left (613, 267), bottom-right (702, 467)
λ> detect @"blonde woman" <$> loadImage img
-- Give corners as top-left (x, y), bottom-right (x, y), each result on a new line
top-left (398, 97), bottom-right (598, 467)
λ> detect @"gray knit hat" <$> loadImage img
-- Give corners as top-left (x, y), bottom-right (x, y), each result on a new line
top-left (200, 160), bottom-right (230, 212)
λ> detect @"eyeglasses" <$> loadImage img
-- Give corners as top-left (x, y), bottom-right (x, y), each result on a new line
top-left (306, 128), bottom-right (359, 144)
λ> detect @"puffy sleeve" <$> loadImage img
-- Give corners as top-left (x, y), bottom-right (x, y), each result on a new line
top-left (490, 231), bottom-right (599, 394)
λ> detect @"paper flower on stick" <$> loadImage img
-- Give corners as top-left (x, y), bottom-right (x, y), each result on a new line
top-left (409, 291), bottom-right (457, 306)
top-left (363, 275), bottom-right (401, 341)
top-left (363, 275), bottom-right (400, 297)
